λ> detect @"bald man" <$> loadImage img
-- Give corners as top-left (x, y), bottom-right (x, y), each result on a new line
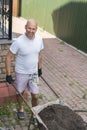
top-left (5, 19), bottom-right (44, 122)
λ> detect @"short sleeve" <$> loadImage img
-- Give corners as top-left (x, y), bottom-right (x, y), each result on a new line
top-left (40, 38), bottom-right (44, 50)
top-left (10, 40), bottom-right (19, 54)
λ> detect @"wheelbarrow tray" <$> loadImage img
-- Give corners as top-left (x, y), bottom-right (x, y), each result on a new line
top-left (32, 100), bottom-right (86, 130)
top-left (31, 99), bottom-right (68, 130)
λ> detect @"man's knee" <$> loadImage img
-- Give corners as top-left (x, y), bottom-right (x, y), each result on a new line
top-left (31, 93), bottom-right (38, 107)
top-left (32, 94), bottom-right (38, 100)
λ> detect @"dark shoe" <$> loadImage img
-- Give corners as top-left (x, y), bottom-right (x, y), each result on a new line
top-left (33, 117), bottom-right (38, 126)
top-left (17, 112), bottom-right (25, 120)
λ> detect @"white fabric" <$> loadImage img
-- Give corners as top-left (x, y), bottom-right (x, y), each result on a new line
top-left (10, 33), bottom-right (44, 74)
top-left (15, 72), bottom-right (39, 94)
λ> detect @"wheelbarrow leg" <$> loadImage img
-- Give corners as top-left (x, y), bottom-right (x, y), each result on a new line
top-left (28, 114), bottom-right (33, 130)
top-left (28, 114), bottom-right (39, 130)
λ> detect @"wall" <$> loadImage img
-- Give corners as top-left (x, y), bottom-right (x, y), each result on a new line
top-left (0, 43), bottom-right (15, 81)
top-left (21, 0), bottom-right (87, 53)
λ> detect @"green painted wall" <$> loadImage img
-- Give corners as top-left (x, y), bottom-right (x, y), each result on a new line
top-left (21, 0), bottom-right (87, 53)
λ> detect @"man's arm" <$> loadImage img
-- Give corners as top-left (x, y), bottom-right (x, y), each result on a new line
top-left (38, 50), bottom-right (43, 77)
top-left (38, 51), bottom-right (42, 69)
top-left (5, 50), bottom-right (14, 78)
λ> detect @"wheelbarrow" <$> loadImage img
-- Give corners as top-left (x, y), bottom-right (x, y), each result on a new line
top-left (31, 99), bottom-right (68, 130)
top-left (32, 100), bottom-right (87, 130)
top-left (5, 82), bottom-right (87, 130)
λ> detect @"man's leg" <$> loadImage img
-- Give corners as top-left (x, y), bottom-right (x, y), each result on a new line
top-left (31, 93), bottom-right (38, 125)
top-left (16, 93), bottom-right (25, 119)
top-left (31, 93), bottom-right (38, 107)
top-left (29, 73), bottom-right (39, 125)
top-left (16, 92), bottom-right (24, 112)
top-left (15, 72), bottom-right (28, 119)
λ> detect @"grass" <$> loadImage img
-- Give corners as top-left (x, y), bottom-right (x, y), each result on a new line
top-left (0, 97), bottom-right (44, 130)
top-left (0, 92), bottom-right (46, 129)
top-left (0, 103), bottom-right (12, 116)
top-left (39, 93), bottom-right (44, 100)
top-left (0, 102), bottom-right (36, 129)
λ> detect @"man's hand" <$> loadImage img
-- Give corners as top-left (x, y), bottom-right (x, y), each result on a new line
top-left (38, 68), bottom-right (42, 77)
top-left (6, 75), bottom-right (13, 84)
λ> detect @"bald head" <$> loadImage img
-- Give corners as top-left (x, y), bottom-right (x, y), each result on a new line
top-left (26, 19), bottom-right (37, 27)
top-left (25, 18), bottom-right (37, 39)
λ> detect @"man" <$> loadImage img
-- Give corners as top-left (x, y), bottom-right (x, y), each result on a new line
top-left (5, 19), bottom-right (44, 122)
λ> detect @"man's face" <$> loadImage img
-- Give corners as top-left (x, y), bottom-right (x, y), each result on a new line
top-left (25, 21), bottom-right (37, 39)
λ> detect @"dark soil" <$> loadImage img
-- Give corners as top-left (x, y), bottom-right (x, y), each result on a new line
top-left (38, 104), bottom-right (87, 130)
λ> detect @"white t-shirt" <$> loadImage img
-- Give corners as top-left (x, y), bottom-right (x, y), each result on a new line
top-left (10, 34), bottom-right (44, 74)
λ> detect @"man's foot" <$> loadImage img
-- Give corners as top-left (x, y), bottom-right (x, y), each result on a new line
top-left (17, 111), bottom-right (25, 120)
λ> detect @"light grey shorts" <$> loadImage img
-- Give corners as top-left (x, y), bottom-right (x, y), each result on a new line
top-left (15, 72), bottom-right (39, 94)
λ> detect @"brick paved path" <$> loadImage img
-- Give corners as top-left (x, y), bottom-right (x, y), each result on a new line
top-left (41, 38), bottom-right (87, 122)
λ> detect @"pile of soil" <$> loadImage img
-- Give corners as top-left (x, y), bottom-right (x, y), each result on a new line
top-left (38, 104), bottom-right (86, 130)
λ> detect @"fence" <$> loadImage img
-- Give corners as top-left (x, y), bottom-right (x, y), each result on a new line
top-left (0, 0), bottom-right (12, 39)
